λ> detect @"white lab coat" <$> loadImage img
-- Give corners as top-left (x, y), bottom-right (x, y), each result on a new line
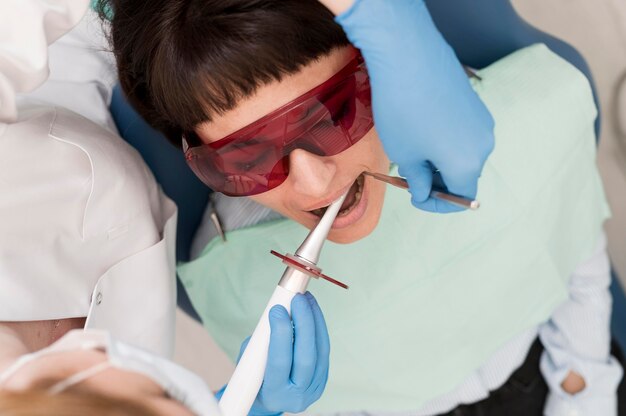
top-left (0, 1), bottom-right (178, 358)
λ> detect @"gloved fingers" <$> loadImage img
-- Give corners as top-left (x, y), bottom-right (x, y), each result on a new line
top-left (427, 158), bottom-right (482, 213)
top-left (436, 158), bottom-right (481, 201)
top-left (399, 162), bottom-right (433, 205)
top-left (264, 305), bottom-right (293, 390)
top-left (309, 367), bottom-right (329, 403)
top-left (305, 292), bottom-right (330, 362)
top-left (305, 292), bottom-right (330, 396)
top-left (439, 170), bottom-right (481, 201)
top-left (401, 162), bottom-right (464, 213)
top-left (236, 336), bottom-right (251, 363)
top-left (406, 159), bottom-right (481, 213)
top-left (290, 293), bottom-right (317, 389)
top-left (412, 196), bottom-right (465, 214)
top-left (433, 107), bottom-right (494, 201)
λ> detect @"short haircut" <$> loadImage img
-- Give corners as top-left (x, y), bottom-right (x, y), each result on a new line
top-left (97, 0), bottom-right (350, 146)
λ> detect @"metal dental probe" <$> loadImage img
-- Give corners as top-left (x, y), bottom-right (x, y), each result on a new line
top-left (362, 171), bottom-right (480, 210)
top-left (218, 191), bottom-right (349, 416)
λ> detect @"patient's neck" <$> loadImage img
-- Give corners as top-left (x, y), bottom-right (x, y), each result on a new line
top-left (0, 319), bottom-right (85, 371)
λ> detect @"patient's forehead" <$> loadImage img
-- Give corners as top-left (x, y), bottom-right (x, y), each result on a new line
top-left (196, 47), bottom-right (353, 144)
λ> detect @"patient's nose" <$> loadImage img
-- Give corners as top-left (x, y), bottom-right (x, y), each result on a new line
top-left (288, 149), bottom-right (337, 198)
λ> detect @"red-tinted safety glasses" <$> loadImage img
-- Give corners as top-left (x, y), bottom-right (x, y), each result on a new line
top-left (183, 53), bottom-right (373, 196)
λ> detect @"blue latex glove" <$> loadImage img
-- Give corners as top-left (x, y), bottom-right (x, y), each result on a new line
top-left (335, 0), bottom-right (495, 213)
top-left (216, 292), bottom-right (330, 415)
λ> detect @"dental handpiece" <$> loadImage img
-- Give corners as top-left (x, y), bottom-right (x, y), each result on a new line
top-left (218, 192), bottom-right (348, 416)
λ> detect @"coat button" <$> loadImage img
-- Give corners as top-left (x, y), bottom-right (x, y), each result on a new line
top-left (96, 292), bottom-right (103, 305)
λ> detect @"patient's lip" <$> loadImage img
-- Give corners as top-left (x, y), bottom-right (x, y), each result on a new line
top-left (332, 176), bottom-right (368, 229)
top-left (301, 181), bottom-right (355, 212)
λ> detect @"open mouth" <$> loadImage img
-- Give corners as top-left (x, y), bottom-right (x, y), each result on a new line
top-left (310, 174), bottom-right (365, 218)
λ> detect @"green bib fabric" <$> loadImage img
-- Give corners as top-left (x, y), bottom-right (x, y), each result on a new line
top-left (178, 44), bottom-right (610, 412)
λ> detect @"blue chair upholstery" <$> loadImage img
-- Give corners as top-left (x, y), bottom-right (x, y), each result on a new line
top-left (110, 0), bottom-right (625, 344)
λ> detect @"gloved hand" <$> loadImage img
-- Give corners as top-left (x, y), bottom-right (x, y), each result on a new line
top-left (334, 0), bottom-right (495, 213)
top-left (217, 292), bottom-right (330, 415)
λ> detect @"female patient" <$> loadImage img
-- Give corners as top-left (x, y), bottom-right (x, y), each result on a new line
top-left (0, 3), bottom-right (329, 415)
top-left (100, 0), bottom-right (624, 415)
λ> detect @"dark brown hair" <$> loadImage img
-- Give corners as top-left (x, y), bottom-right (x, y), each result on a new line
top-left (97, 0), bottom-right (350, 146)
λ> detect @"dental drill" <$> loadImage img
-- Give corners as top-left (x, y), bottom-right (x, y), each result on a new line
top-left (218, 192), bottom-right (349, 416)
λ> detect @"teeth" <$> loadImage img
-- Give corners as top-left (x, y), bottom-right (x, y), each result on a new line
top-left (337, 180), bottom-right (364, 217)
top-left (310, 174), bottom-right (366, 218)
top-left (312, 208), bottom-right (326, 217)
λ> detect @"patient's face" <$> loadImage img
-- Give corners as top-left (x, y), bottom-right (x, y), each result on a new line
top-left (196, 47), bottom-right (389, 243)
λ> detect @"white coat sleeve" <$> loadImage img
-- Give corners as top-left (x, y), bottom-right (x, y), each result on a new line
top-left (0, 0), bottom-right (89, 123)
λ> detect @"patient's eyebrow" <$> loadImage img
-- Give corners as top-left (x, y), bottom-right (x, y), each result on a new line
top-left (239, 137), bottom-right (264, 146)
top-left (228, 137), bottom-right (269, 150)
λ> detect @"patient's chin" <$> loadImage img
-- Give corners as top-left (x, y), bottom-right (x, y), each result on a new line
top-left (327, 222), bottom-right (377, 244)
top-left (327, 233), bottom-right (362, 244)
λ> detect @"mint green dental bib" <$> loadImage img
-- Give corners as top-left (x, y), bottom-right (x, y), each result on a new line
top-left (178, 45), bottom-right (609, 412)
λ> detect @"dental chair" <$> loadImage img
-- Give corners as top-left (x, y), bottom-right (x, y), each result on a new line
top-left (109, 0), bottom-right (626, 348)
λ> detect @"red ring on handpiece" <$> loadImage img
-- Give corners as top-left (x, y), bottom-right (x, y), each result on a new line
top-left (270, 250), bottom-right (349, 290)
